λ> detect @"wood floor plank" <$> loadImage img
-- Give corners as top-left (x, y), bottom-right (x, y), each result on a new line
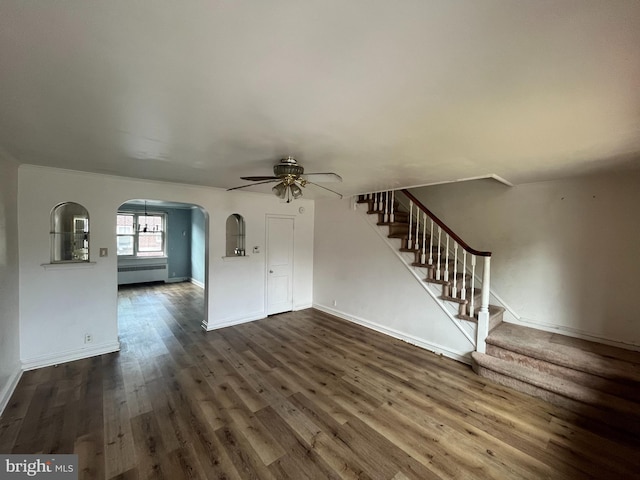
top-left (129, 412), bottom-right (170, 480)
top-left (10, 382), bottom-right (57, 453)
top-left (214, 381), bottom-right (286, 466)
top-left (215, 423), bottom-right (277, 480)
top-left (159, 379), bottom-right (243, 480)
top-left (256, 405), bottom-right (342, 480)
top-left (341, 415), bottom-right (444, 480)
top-left (75, 432), bottom-right (105, 480)
top-left (1, 282), bottom-right (638, 480)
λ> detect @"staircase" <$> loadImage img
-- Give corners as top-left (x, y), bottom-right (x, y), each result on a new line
top-left (356, 191), bottom-right (505, 348)
top-left (358, 190), bottom-right (640, 440)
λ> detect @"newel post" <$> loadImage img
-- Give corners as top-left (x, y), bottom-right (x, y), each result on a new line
top-left (476, 255), bottom-right (491, 353)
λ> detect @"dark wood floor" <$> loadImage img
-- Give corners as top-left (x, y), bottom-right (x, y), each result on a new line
top-left (1, 282), bottom-right (638, 479)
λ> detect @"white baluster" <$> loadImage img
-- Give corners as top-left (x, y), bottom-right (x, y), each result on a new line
top-left (428, 219), bottom-right (434, 265)
top-left (469, 254), bottom-right (475, 314)
top-left (444, 235), bottom-right (450, 282)
top-left (384, 191), bottom-right (389, 223)
top-left (421, 213), bottom-right (427, 264)
top-left (461, 250), bottom-right (467, 301)
top-left (452, 243), bottom-right (458, 297)
top-left (407, 201), bottom-right (413, 249)
top-left (414, 208), bottom-right (420, 250)
top-left (377, 192), bottom-right (382, 212)
top-left (436, 226), bottom-right (442, 280)
top-left (390, 190), bottom-right (395, 223)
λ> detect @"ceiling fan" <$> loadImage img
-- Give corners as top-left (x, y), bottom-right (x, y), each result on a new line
top-left (227, 156), bottom-right (343, 202)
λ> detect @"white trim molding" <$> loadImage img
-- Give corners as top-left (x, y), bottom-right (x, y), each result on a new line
top-left (21, 341), bottom-right (121, 371)
top-left (293, 303), bottom-right (313, 311)
top-left (202, 311), bottom-right (265, 331)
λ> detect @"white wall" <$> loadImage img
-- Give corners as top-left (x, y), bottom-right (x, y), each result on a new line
top-left (190, 207), bottom-right (206, 287)
top-left (313, 198), bottom-right (475, 361)
top-left (0, 152), bottom-right (21, 413)
top-left (18, 165), bottom-right (315, 368)
top-left (410, 171), bottom-right (640, 348)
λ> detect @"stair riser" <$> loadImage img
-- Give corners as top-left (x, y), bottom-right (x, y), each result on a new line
top-left (387, 224), bottom-right (410, 236)
top-left (486, 345), bottom-right (640, 402)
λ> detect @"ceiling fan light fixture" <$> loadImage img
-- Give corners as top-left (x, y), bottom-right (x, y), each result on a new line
top-left (272, 182), bottom-right (287, 199)
top-left (290, 183), bottom-right (303, 199)
top-left (228, 156), bottom-right (341, 201)
top-left (273, 157), bottom-right (304, 177)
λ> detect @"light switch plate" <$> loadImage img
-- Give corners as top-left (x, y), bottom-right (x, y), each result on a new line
top-left (99, 248), bottom-right (108, 257)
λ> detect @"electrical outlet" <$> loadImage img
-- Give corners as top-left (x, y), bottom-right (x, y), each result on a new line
top-left (84, 334), bottom-right (92, 344)
top-left (332, 300), bottom-right (337, 307)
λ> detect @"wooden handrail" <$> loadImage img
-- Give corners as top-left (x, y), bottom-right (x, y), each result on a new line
top-left (400, 189), bottom-right (491, 257)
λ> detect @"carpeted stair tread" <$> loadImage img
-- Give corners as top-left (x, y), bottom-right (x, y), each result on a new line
top-left (457, 305), bottom-right (504, 323)
top-left (471, 352), bottom-right (639, 416)
top-left (487, 322), bottom-right (640, 383)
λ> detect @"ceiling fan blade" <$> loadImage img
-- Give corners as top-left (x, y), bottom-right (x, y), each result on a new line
top-left (240, 176), bottom-right (279, 181)
top-left (306, 181), bottom-right (343, 199)
top-left (302, 172), bottom-right (342, 183)
top-left (227, 179), bottom-right (280, 191)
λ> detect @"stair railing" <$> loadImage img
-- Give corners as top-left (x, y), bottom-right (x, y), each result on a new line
top-left (361, 190), bottom-right (492, 353)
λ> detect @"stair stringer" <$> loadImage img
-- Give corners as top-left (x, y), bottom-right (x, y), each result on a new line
top-left (356, 202), bottom-right (477, 347)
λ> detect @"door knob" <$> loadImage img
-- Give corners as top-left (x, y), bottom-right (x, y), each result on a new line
top-left (269, 270), bottom-right (274, 273)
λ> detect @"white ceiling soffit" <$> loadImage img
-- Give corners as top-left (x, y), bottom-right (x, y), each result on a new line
top-left (1, 1), bottom-right (640, 197)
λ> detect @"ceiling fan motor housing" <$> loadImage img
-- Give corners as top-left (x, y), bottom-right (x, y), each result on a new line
top-left (273, 157), bottom-right (304, 177)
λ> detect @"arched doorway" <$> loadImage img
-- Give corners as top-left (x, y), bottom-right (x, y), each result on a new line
top-left (115, 199), bottom-right (209, 356)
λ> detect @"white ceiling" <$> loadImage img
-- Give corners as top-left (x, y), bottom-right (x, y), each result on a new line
top-left (1, 1), bottom-right (640, 198)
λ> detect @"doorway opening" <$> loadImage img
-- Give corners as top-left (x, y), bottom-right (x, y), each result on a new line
top-left (116, 199), bottom-right (209, 352)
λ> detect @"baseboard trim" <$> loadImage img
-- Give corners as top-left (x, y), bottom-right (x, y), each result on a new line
top-left (511, 318), bottom-right (640, 352)
top-left (202, 312), bottom-right (265, 331)
top-left (190, 278), bottom-right (205, 289)
top-left (293, 303), bottom-right (313, 311)
top-left (166, 277), bottom-right (189, 283)
top-left (0, 367), bottom-right (23, 417)
top-left (21, 341), bottom-right (121, 371)
top-left (313, 304), bottom-right (471, 365)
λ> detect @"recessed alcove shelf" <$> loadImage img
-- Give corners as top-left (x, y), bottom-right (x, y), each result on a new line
top-left (221, 255), bottom-right (250, 262)
top-left (41, 262), bottom-right (97, 270)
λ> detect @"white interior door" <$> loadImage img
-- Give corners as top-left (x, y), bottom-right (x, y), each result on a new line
top-left (266, 216), bottom-right (294, 315)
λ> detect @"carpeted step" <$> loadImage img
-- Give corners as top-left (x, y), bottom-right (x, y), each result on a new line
top-left (471, 352), bottom-right (640, 438)
top-left (471, 351), bottom-right (640, 436)
top-left (486, 322), bottom-right (640, 384)
top-left (486, 344), bottom-right (640, 403)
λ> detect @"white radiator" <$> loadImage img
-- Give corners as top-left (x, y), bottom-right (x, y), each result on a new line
top-left (118, 259), bottom-right (168, 285)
